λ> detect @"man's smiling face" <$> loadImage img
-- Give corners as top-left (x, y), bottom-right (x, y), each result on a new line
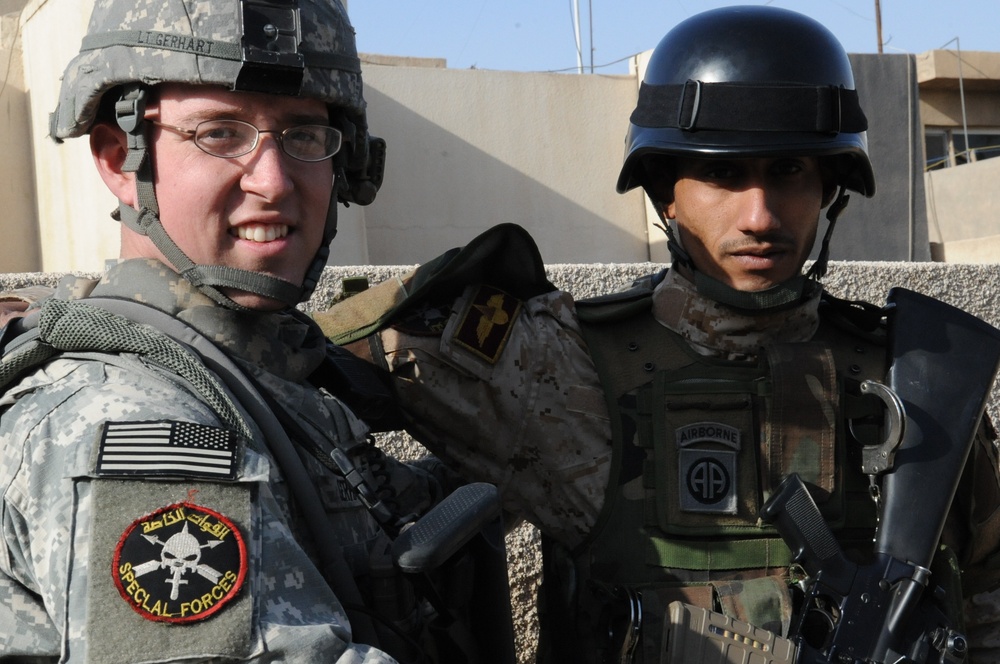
top-left (118, 83), bottom-right (335, 310)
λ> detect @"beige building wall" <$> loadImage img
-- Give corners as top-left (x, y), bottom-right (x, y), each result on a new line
top-left (926, 157), bottom-right (1000, 262)
top-left (0, 5), bottom-right (39, 272)
top-left (359, 63), bottom-right (646, 265)
top-left (917, 50), bottom-right (1000, 128)
top-left (9, 0), bottom-right (648, 272)
top-left (19, 0), bottom-right (118, 272)
top-left (918, 50), bottom-right (1000, 263)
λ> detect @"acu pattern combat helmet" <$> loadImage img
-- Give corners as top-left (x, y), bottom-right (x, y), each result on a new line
top-left (51, 0), bottom-right (385, 309)
top-left (616, 6), bottom-right (876, 311)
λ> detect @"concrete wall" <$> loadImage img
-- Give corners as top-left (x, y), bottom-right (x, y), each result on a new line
top-left (926, 156), bottom-right (1000, 262)
top-left (839, 54), bottom-right (930, 262)
top-left (6, 259), bottom-right (1000, 663)
top-left (18, 0), bottom-right (119, 273)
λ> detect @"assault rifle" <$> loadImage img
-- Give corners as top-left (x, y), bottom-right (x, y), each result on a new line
top-left (665, 288), bottom-right (1000, 664)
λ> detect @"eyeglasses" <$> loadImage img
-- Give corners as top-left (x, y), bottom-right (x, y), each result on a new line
top-left (148, 118), bottom-right (343, 162)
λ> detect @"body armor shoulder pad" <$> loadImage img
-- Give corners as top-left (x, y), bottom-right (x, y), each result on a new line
top-left (818, 291), bottom-right (886, 343)
top-left (576, 269), bottom-right (666, 325)
top-left (310, 344), bottom-right (405, 432)
top-left (323, 223), bottom-right (555, 346)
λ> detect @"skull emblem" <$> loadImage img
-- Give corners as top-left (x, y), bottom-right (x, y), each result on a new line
top-left (161, 523), bottom-right (202, 573)
top-left (134, 521), bottom-right (224, 600)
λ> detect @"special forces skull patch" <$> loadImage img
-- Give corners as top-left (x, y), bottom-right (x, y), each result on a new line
top-left (113, 502), bottom-right (247, 623)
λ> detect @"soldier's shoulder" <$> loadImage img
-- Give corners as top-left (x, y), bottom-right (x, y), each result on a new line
top-left (575, 270), bottom-right (665, 325)
top-left (818, 290), bottom-right (886, 343)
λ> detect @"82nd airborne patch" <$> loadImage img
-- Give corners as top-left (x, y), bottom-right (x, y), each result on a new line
top-left (113, 502), bottom-right (247, 623)
top-left (677, 422), bottom-right (740, 514)
top-left (452, 285), bottom-right (521, 364)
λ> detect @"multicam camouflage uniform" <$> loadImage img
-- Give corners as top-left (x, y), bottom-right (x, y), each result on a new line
top-left (327, 234), bottom-right (1000, 663)
top-left (0, 259), bottom-right (442, 663)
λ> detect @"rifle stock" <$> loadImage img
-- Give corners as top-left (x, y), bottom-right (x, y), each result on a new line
top-left (758, 288), bottom-right (1000, 663)
top-left (877, 288), bottom-right (1000, 566)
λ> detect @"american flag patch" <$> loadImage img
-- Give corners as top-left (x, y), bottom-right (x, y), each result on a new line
top-left (95, 421), bottom-right (238, 480)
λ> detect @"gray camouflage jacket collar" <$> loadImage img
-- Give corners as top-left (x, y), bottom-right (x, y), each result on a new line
top-left (56, 259), bottom-right (327, 383)
top-left (651, 267), bottom-right (822, 358)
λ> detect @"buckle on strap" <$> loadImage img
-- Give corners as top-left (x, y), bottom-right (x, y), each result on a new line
top-left (820, 85), bottom-right (843, 134)
top-left (114, 85), bottom-right (147, 135)
top-left (676, 79), bottom-right (702, 131)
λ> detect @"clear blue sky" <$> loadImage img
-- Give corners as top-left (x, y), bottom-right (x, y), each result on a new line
top-left (348, 1), bottom-right (1000, 74)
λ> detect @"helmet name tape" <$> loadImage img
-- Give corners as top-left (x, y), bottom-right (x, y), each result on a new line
top-left (82, 30), bottom-right (238, 59)
top-left (632, 81), bottom-right (868, 135)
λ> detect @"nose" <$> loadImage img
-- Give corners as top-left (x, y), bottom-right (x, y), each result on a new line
top-left (735, 184), bottom-right (780, 235)
top-left (240, 134), bottom-right (294, 199)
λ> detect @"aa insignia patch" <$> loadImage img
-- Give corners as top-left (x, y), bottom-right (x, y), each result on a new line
top-left (113, 502), bottom-right (247, 623)
top-left (452, 285), bottom-right (521, 364)
top-left (677, 422), bottom-right (740, 514)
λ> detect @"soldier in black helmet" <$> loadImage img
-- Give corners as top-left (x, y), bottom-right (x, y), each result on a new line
top-left (317, 5), bottom-right (1000, 663)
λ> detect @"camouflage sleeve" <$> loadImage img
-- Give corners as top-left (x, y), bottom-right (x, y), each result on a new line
top-left (0, 285), bottom-right (54, 327)
top-left (947, 415), bottom-right (1000, 662)
top-left (0, 356), bottom-right (397, 663)
top-left (372, 285), bottom-right (612, 550)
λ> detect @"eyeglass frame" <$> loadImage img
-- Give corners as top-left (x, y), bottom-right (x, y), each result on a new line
top-left (146, 117), bottom-right (344, 163)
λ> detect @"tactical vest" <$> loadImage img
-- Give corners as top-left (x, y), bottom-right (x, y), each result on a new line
top-left (537, 281), bottom-right (889, 664)
top-left (0, 295), bottom-right (422, 659)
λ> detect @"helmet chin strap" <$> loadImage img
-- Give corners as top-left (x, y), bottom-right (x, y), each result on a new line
top-left (112, 84), bottom-right (336, 311)
top-left (654, 185), bottom-right (849, 314)
top-left (805, 186), bottom-right (850, 281)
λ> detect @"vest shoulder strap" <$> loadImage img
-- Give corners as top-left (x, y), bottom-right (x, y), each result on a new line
top-left (818, 290), bottom-right (887, 343)
top-left (576, 274), bottom-right (701, 402)
top-left (0, 311), bottom-right (51, 394)
top-left (32, 297), bottom-right (254, 439)
top-left (575, 269), bottom-right (664, 325)
top-left (309, 344), bottom-right (405, 433)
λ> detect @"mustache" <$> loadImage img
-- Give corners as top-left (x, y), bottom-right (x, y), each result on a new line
top-left (718, 233), bottom-right (797, 253)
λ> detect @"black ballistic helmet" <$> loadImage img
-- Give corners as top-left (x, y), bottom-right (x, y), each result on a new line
top-left (616, 5), bottom-right (876, 198)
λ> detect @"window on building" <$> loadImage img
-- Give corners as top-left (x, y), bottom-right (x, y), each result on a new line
top-left (925, 130), bottom-right (949, 171)
top-left (925, 128), bottom-right (1000, 170)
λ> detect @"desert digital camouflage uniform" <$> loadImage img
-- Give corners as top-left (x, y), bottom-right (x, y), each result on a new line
top-left (326, 246), bottom-right (1000, 663)
top-left (0, 259), bottom-right (442, 663)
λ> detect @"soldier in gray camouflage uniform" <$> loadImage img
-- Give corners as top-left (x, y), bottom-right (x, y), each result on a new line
top-left (0, 1), bottom-right (449, 662)
top-left (320, 7), bottom-right (1000, 663)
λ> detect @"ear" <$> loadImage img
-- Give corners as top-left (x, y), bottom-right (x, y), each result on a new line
top-left (90, 122), bottom-right (137, 207)
top-left (643, 181), bottom-right (676, 220)
top-left (821, 182), bottom-right (839, 208)
top-left (662, 198), bottom-right (677, 220)
top-left (819, 157), bottom-right (843, 208)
